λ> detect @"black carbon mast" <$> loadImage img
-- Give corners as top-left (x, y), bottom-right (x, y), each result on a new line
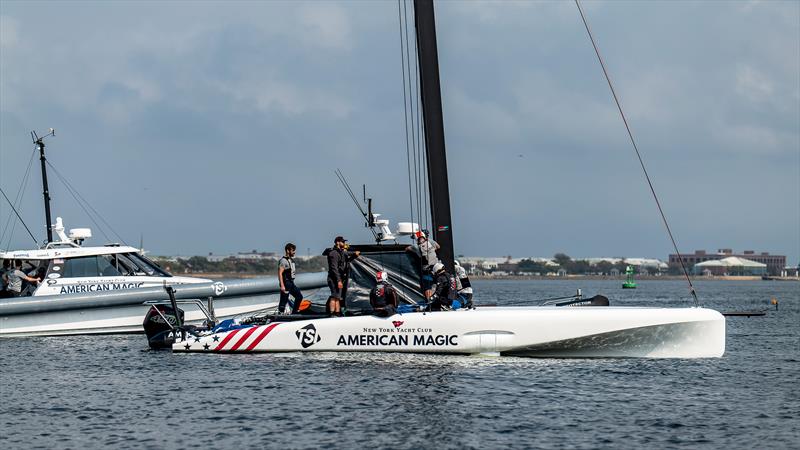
top-left (413, 0), bottom-right (455, 273)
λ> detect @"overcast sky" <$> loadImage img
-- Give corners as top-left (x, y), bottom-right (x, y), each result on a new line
top-left (1, 0), bottom-right (798, 263)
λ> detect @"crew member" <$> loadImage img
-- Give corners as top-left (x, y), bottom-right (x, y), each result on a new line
top-left (326, 236), bottom-right (360, 317)
top-left (0, 259), bottom-right (11, 299)
top-left (5, 260), bottom-right (40, 297)
top-left (430, 262), bottom-right (458, 311)
top-left (369, 271), bottom-right (398, 317)
top-left (278, 243), bottom-right (303, 314)
top-left (454, 260), bottom-right (473, 308)
top-left (406, 231), bottom-right (440, 298)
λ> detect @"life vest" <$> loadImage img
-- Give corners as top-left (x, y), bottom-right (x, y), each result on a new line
top-left (371, 282), bottom-right (395, 308)
top-left (447, 275), bottom-right (459, 300)
top-left (279, 256), bottom-right (295, 282)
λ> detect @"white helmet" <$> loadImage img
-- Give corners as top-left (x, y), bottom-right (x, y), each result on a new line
top-left (376, 271), bottom-right (388, 282)
top-left (432, 262), bottom-right (445, 273)
top-left (454, 260), bottom-right (461, 267)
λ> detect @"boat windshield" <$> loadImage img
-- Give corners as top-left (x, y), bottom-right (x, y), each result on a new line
top-left (109, 253), bottom-right (170, 277)
top-left (57, 253), bottom-right (171, 278)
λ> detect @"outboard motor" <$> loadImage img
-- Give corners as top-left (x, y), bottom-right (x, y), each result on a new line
top-left (143, 305), bottom-right (184, 350)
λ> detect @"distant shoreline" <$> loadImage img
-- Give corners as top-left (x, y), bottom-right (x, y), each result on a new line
top-left (176, 272), bottom-right (798, 282)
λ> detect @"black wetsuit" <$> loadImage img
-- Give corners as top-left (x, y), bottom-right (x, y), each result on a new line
top-left (431, 271), bottom-right (457, 311)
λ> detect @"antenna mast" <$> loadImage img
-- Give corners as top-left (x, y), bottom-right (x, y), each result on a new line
top-left (31, 128), bottom-right (55, 243)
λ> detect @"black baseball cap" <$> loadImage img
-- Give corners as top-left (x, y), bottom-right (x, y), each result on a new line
top-left (334, 236), bottom-right (347, 243)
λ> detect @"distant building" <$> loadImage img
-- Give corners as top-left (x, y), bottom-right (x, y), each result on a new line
top-left (693, 257), bottom-right (767, 276)
top-left (670, 249), bottom-right (786, 276)
top-left (585, 257), bottom-right (668, 272)
top-left (781, 265), bottom-right (799, 277)
top-left (206, 250), bottom-right (278, 263)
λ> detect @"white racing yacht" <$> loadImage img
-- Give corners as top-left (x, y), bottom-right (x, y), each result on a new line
top-left (146, 223), bottom-right (724, 358)
top-left (158, 306), bottom-right (725, 358)
top-left (148, 0), bottom-right (725, 358)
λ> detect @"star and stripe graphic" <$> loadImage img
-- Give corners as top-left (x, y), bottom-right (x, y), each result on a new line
top-left (176, 323), bottom-right (281, 352)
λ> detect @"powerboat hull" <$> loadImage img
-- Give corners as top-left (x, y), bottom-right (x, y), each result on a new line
top-left (0, 273), bottom-right (328, 337)
top-left (172, 306), bottom-right (726, 358)
top-left (0, 294), bottom-right (277, 337)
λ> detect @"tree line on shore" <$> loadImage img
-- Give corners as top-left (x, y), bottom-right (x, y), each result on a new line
top-left (153, 252), bottom-right (674, 276)
top-left (152, 256), bottom-right (328, 275)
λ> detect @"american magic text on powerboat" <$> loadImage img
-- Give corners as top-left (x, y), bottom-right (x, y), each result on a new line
top-left (142, 0), bottom-right (726, 358)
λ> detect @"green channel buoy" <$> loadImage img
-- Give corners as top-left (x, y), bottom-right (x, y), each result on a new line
top-left (622, 265), bottom-right (637, 289)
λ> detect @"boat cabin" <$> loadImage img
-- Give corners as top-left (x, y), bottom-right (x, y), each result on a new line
top-left (0, 245), bottom-right (204, 296)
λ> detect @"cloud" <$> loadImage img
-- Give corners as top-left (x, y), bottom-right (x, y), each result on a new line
top-left (216, 77), bottom-right (353, 119)
top-left (0, 15), bottom-right (18, 48)
top-left (736, 64), bottom-right (775, 103)
top-left (0, 1), bottom-right (797, 262)
top-left (297, 3), bottom-right (353, 50)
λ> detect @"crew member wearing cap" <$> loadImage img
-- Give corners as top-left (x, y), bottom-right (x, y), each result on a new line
top-left (406, 231), bottom-right (440, 298)
top-left (326, 236), bottom-right (360, 317)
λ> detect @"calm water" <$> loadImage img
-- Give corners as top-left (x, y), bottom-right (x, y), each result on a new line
top-left (1, 280), bottom-right (798, 449)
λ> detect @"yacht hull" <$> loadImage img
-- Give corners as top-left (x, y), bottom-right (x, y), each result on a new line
top-left (172, 306), bottom-right (726, 358)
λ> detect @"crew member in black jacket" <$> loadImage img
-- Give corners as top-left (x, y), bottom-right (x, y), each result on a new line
top-left (430, 262), bottom-right (457, 311)
top-left (326, 236), bottom-right (360, 316)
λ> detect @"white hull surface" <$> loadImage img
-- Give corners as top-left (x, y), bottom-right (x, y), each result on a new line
top-left (173, 306), bottom-right (726, 358)
top-left (0, 294), bottom-right (277, 337)
top-left (0, 273), bottom-right (328, 337)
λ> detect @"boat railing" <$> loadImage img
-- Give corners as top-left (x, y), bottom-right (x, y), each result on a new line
top-left (42, 241), bottom-right (81, 249)
top-left (539, 289), bottom-right (584, 306)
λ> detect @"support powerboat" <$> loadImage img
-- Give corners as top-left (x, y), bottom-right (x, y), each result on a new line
top-left (0, 128), bottom-right (328, 336)
top-left (0, 217), bottom-right (327, 336)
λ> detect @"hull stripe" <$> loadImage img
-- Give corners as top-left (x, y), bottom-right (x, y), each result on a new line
top-left (246, 323), bottom-right (280, 351)
top-left (230, 326), bottom-right (259, 351)
top-left (214, 328), bottom-right (243, 351)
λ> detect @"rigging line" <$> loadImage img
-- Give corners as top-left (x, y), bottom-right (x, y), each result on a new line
top-left (335, 169), bottom-right (367, 217)
top-left (0, 187), bottom-right (37, 245)
top-left (45, 162), bottom-right (111, 243)
top-left (1, 148), bottom-right (37, 248)
top-left (0, 148), bottom-right (36, 245)
top-left (334, 169), bottom-right (379, 241)
top-left (403, 0), bottom-right (423, 234)
top-left (397, 0), bottom-right (416, 229)
top-left (575, 0), bottom-right (698, 306)
top-left (45, 161), bottom-right (126, 245)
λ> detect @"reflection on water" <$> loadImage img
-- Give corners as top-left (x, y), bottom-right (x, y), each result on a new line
top-left (1, 280), bottom-right (798, 449)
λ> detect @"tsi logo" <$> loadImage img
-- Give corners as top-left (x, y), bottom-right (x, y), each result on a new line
top-left (296, 324), bottom-right (321, 348)
top-left (211, 282), bottom-right (227, 296)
